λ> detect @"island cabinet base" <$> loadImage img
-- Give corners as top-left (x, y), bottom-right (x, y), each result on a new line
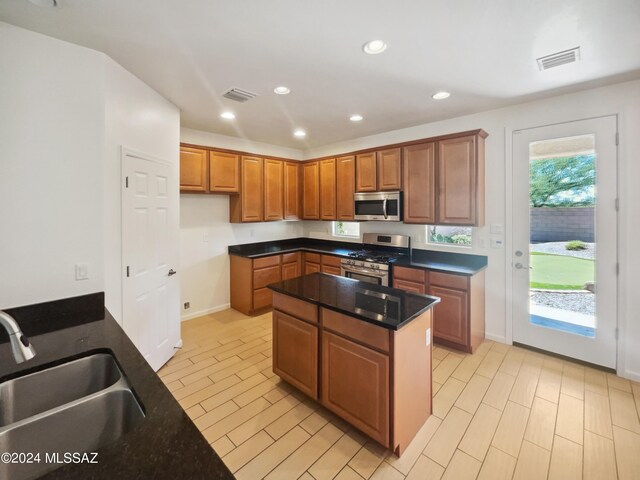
top-left (271, 292), bottom-right (433, 457)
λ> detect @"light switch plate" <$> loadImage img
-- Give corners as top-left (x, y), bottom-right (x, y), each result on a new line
top-left (490, 236), bottom-right (504, 249)
top-left (490, 224), bottom-right (503, 235)
top-left (75, 263), bottom-right (89, 280)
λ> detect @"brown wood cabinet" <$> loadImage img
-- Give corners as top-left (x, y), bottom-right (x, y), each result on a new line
top-left (336, 156), bottom-right (355, 220)
top-left (403, 142), bottom-right (436, 224)
top-left (392, 265), bottom-right (485, 353)
top-left (281, 252), bottom-right (301, 280)
top-left (355, 152), bottom-right (377, 192)
top-left (321, 254), bottom-right (342, 276)
top-left (180, 146), bottom-right (208, 192)
top-left (230, 254), bottom-right (281, 314)
top-left (437, 135), bottom-right (485, 226)
top-left (273, 310), bottom-right (318, 398)
top-left (319, 158), bottom-right (337, 220)
top-left (209, 151), bottom-right (240, 193)
top-left (284, 161), bottom-right (301, 220)
top-left (229, 156), bottom-right (263, 223)
top-left (377, 148), bottom-right (402, 191)
top-left (302, 161), bottom-right (320, 220)
top-left (263, 159), bottom-right (284, 221)
top-left (304, 252), bottom-right (321, 275)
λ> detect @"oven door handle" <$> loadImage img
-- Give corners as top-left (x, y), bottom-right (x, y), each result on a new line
top-left (342, 266), bottom-right (387, 277)
top-left (382, 198), bottom-right (388, 219)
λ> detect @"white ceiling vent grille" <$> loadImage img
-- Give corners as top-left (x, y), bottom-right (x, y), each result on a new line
top-left (222, 87), bottom-right (257, 103)
top-left (537, 47), bottom-right (581, 71)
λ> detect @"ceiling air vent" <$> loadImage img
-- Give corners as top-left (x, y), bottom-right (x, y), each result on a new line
top-left (537, 47), bottom-right (581, 71)
top-left (222, 87), bottom-right (257, 103)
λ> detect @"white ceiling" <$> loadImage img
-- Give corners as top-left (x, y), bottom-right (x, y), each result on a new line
top-left (1, 0), bottom-right (639, 149)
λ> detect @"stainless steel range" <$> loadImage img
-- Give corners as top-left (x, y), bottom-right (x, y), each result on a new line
top-left (340, 233), bottom-right (410, 287)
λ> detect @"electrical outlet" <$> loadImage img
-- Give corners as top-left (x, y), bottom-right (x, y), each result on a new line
top-left (75, 263), bottom-right (89, 281)
top-left (183, 302), bottom-right (190, 310)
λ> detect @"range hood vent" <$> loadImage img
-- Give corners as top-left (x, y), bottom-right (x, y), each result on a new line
top-left (537, 47), bottom-right (581, 71)
top-left (222, 87), bottom-right (257, 103)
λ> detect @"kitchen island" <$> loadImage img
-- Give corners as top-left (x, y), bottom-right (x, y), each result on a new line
top-left (267, 273), bottom-right (440, 456)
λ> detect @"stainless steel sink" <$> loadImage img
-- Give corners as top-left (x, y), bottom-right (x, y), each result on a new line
top-left (0, 353), bottom-right (145, 480)
top-left (0, 353), bottom-right (122, 426)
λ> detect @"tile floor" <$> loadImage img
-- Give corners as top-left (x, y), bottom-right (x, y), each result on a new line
top-left (158, 308), bottom-right (640, 479)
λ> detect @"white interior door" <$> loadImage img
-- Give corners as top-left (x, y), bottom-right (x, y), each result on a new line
top-left (122, 149), bottom-right (180, 371)
top-left (512, 116), bottom-right (618, 368)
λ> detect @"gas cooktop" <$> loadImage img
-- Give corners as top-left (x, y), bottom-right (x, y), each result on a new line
top-left (347, 250), bottom-right (400, 263)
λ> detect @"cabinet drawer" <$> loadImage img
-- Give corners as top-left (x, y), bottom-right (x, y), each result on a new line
top-left (305, 252), bottom-right (321, 263)
top-left (321, 308), bottom-right (390, 353)
top-left (321, 254), bottom-right (342, 267)
top-left (253, 265), bottom-right (281, 289)
top-left (282, 252), bottom-right (301, 264)
top-left (393, 278), bottom-right (426, 295)
top-left (273, 292), bottom-right (318, 324)
top-left (429, 271), bottom-right (469, 290)
top-left (253, 288), bottom-right (273, 310)
top-left (322, 265), bottom-right (341, 276)
top-left (254, 255), bottom-right (281, 269)
top-left (393, 266), bottom-right (426, 283)
top-left (305, 262), bottom-right (321, 275)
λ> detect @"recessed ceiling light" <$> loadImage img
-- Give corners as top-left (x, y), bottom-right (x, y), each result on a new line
top-left (350, 114), bottom-right (364, 122)
top-left (432, 91), bottom-right (451, 100)
top-left (274, 86), bottom-right (291, 95)
top-left (220, 111), bottom-right (235, 119)
top-left (363, 40), bottom-right (387, 55)
top-left (293, 129), bottom-right (306, 138)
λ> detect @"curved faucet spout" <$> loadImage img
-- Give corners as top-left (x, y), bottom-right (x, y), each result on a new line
top-left (0, 311), bottom-right (37, 363)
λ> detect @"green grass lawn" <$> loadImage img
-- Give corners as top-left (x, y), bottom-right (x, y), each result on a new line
top-left (530, 252), bottom-right (594, 290)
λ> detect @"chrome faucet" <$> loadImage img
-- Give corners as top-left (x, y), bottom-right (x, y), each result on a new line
top-left (0, 311), bottom-right (36, 363)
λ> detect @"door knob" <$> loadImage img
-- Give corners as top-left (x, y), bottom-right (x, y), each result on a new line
top-left (168, 269), bottom-right (177, 276)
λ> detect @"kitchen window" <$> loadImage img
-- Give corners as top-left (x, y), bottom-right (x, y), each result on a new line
top-left (333, 221), bottom-right (360, 238)
top-left (427, 226), bottom-right (472, 246)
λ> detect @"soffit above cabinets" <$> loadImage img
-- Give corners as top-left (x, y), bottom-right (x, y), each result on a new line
top-left (1, 0), bottom-right (639, 148)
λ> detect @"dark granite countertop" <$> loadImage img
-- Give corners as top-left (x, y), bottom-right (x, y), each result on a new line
top-left (0, 293), bottom-right (233, 480)
top-left (268, 273), bottom-right (440, 330)
top-left (228, 237), bottom-right (487, 275)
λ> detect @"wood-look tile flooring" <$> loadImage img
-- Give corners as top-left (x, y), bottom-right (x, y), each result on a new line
top-left (159, 309), bottom-right (640, 479)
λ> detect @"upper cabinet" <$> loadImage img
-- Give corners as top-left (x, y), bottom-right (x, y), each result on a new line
top-left (209, 151), bottom-right (240, 193)
top-left (336, 155), bottom-right (355, 220)
top-left (355, 152), bottom-right (377, 192)
top-left (437, 134), bottom-right (485, 226)
top-left (264, 159), bottom-right (284, 221)
top-left (303, 161), bottom-right (320, 220)
top-left (403, 142), bottom-right (436, 224)
top-left (284, 161), bottom-right (301, 220)
top-left (180, 146), bottom-right (208, 192)
top-left (319, 158), bottom-right (337, 220)
top-left (403, 131), bottom-right (485, 226)
top-left (376, 148), bottom-right (402, 191)
top-left (230, 156), bottom-right (263, 223)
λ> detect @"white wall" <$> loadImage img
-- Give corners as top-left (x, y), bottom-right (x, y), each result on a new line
top-left (0, 23), bottom-right (105, 309)
top-left (303, 79), bottom-right (640, 380)
top-left (104, 60), bottom-right (181, 323)
top-left (179, 128), bottom-right (304, 320)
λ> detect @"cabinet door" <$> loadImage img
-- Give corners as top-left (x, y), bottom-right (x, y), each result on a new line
top-left (393, 279), bottom-right (426, 295)
top-left (305, 262), bottom-right (321, 275)
top-left (209, 151), bottom-right (239, 193)
top-left (437, 135), bottom-right (478, 225)
top-left (429, 285), bottom-right (469, 347)
top-left (264, 159), bottom-right (284, 221)
top-left (322, 332), bottom-right (389, 446)
top-left (180, 147), bottom-right (208, 192)
top-left (282, 262), bottom-right (300, 280)
top-left (320, 158), bottom-right (337, 220)
top-left (321, 265), bottom-right (341, 276)
top-left (355, 153), bottom-right (377, 192)
top-left (273, 311), bottom-right (318, 398)
top-left (336, 156), bottom-right (355, 220)
top-left (302, 162), bottom-right (320, 220)
top-left (284, 162), bottom-right (301, 220)
top-left (377, 148), bottom-right (402, 191)
top-left (403, 142), bottom-right (436, 224)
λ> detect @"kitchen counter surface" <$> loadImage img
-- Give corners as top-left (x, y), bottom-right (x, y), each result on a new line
top-left (267, 273), bottom-right (440, 330)
top-left (0, 293), bottom-right (233, 480)
top-left (228, 237), bottom-right (487, 275)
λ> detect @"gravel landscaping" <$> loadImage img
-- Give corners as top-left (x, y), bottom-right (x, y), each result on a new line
top-left (530, 241), bottom-right (595, 260)
top-left (531, 291), bottom-right (595, 316)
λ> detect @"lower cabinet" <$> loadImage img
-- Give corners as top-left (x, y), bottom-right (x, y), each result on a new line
top-left (281, 252), bottom-right (302, 280)
top-left (230, 254), bottom-right (282, 315)
top-left (321, 254), bottom-right (342, 276)
top-left (304, 252), bottom-right (322, 274)
top-left (321, 331), bottom-right (389, 445)
top-left (273, 310), bottom-right (318, 398)
top-left (429, 284), bottom-right (468, 347)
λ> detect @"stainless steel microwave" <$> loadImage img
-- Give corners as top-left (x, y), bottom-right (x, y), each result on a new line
top-left (354, 191), bottom-right (402, 221)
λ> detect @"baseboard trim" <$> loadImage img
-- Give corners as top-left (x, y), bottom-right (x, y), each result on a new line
top-left (622, 369), bottom-right (640, 382)
top-left (181, 303), bottom-right (231, 322)
top-left (484, 333), bottom-right (507, 344)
